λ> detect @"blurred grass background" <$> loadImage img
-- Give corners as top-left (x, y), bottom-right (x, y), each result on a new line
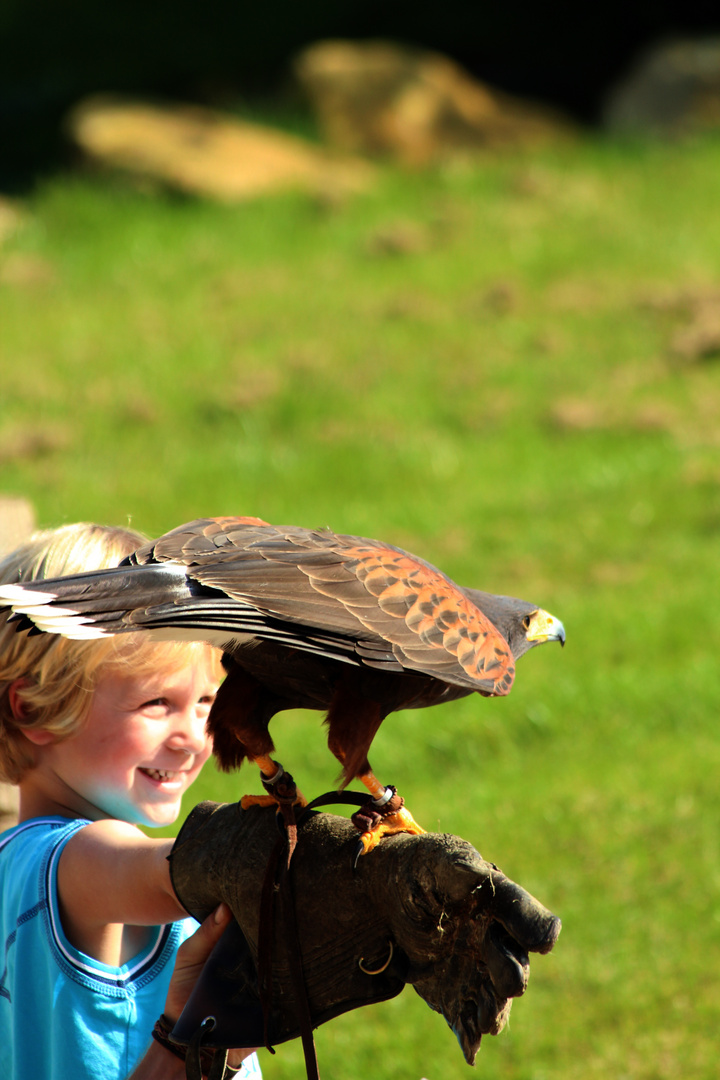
top-left (2, 132), bottom-right (720, 1078)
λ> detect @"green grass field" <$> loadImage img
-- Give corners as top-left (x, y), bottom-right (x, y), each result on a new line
top-left (2, 131), bottom-right (720, 1078)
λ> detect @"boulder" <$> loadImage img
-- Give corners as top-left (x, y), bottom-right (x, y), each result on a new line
top-left (0, 495), bottom-right (35, 558)
top-left (295, 39), bottom-right (574, 165)
top-left (66, 96), bottom-right (373, 201)
top-left (604, 37), bottom-right (720, 136)
top-left (0, 197), bottom-right (27, 248)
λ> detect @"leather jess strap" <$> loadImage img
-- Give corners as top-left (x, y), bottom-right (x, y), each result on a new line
top-left (256, 791), bottom-right (373, 1080)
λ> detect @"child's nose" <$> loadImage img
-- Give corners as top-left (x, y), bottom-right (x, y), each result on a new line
top-left (169, 708), bottom-right (210, 755)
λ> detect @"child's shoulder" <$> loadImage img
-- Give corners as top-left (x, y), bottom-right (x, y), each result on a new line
top-left (0, 817), bottom-right (91, 936)
top-left (0, 815), bottom-right (88, 861)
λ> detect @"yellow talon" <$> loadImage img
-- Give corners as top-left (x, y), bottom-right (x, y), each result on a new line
top-left (357, 806), bottom-right (425, 856)
top-left (241, 792), bottom-right (283, 810)
top-left (240, 789), bottom-right (307, 811)
top-left (240, 756), bottom-right (306, 811)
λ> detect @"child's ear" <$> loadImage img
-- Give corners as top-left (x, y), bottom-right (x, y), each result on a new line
top-left (22, 728), bottom-right (56, 746)
top-left (8, 679), bottom-right (29, 721)
top-left (7, 680), bottom-right (55, 744)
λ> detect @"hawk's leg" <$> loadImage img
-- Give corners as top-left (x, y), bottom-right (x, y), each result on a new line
top-left (240, 754), bottom-right (307, 811)
top-left (209, 661), bottom-right (305, 811)
top-left (325, 681), bottom-right (425, 855)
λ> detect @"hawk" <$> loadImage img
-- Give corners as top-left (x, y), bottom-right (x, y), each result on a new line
top-left (1, 517), bottom-right (565, 852)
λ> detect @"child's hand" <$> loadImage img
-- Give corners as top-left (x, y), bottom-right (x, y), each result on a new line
top-left (164, 903), bottom-right (233, 1025)
top-left (163, 904), bottom-right (258, 1069)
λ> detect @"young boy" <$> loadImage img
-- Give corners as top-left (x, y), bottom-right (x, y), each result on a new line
top-left (0, 523), bottom-right (261, 1080)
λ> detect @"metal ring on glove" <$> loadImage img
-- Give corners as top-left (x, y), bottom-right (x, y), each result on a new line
top-left (358, 940), bottom-right (394, 975)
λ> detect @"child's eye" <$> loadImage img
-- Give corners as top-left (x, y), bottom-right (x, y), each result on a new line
top-left (142, 698), bottom-right (167, 710)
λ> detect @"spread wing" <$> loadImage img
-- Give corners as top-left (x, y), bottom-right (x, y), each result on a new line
top-left (130, 518), bottom-right (516, 696)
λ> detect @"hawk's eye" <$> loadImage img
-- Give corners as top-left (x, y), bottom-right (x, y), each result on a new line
top-left (522, 614), bottom-right (532, 631)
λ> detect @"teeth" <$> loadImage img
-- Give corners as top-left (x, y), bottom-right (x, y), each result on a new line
top-left (143, 768), bottom-right (178, 781)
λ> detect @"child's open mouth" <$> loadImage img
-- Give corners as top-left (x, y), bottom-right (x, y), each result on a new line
top-left (140, 768), bottom-right (181, 783)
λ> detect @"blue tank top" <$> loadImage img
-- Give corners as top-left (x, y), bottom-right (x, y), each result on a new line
top-left (0, 816), bottom-right (261, 1079)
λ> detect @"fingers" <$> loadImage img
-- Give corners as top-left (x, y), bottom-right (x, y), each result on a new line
top-left (164, 904), bottom-right (234, 1024)
top-left (473, 868), bottom-right (561, 954)
top-left (227, 1048), bottom-right (260, 1068)
top-left (177, 903), bottom-right (233, 965)
top-left (484, 922), bottom-right (529, 999)
top-left (476, 981), bottom-right (512, 1037)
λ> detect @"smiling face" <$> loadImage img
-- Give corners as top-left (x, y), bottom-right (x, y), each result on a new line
top-left (25, 643), bottom-right (220, 827)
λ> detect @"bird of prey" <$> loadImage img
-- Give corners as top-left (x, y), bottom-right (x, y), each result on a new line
top-left (0, 516), bottom-right (565, 852)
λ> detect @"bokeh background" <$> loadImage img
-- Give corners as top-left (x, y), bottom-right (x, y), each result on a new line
top-left (1, 0), bottom-right (719, 186)
top-left (2, 5), bottom-right (720, 1078)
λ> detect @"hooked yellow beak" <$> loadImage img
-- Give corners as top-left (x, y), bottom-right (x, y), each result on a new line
top-left (526, 608), bottom-right (566, 646)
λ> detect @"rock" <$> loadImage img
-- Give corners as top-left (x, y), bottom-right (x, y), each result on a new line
top-left (0, 495), bottom-right (35, 557)
top-left (0, 197), bottom-right (28, 248)
top-left (0, 253), bottom-right (56, 288)
top-left (295, 39), bottom-right (574, 165)
top-left (66, 96), bottom-right (374, 201)
top-left (604, 37), bottom-right (720, 136)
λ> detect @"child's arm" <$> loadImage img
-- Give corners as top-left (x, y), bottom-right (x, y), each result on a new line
top-left (57, 818), bottom-right (187, 960)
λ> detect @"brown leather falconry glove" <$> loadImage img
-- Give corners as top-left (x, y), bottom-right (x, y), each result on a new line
top-left (168, 800), bottom-right (560, 1068)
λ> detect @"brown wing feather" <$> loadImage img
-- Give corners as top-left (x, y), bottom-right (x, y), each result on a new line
top-left (304, 544), bottom-right (515, 696)
top-left (133, 517), bottom-right (515, 698)
top-left (131, 516), bottom-right (271, 563)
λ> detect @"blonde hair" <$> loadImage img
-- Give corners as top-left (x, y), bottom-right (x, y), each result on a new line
top-left (0, 522), bottom-right (222, 784)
